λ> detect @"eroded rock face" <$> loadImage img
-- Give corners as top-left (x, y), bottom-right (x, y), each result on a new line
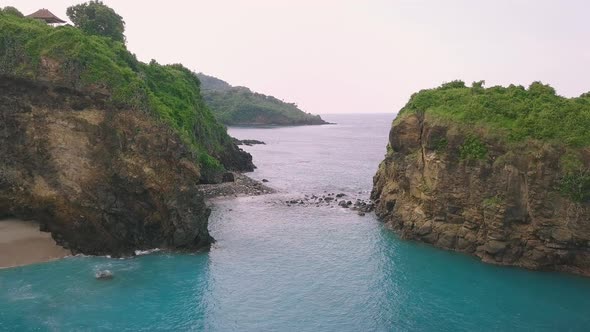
top-left (371, 113), bottom-right (590, 276)
top-left (0, 77), bottom-right (213, 256)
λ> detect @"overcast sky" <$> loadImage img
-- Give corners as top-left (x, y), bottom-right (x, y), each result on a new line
top-left (7, 0), bottom-right (590, 114)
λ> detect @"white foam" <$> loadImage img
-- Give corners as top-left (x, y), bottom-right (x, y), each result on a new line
top-left (134, 248), bottom-right (161, 256)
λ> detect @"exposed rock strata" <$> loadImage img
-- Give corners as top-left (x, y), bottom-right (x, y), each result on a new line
top-left (372, 113), bottom-right (590, 276)
top-left (0, 77), bottom-right (215, 256)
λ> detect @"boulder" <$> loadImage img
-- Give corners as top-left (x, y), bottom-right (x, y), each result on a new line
top-left (95, 270), bottom-right (114, 280)
top-left (222, 172), bottom-right (235, 183)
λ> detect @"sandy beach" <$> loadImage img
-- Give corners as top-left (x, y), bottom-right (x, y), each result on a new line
top-left (0, 219), bottom-right (71, 269)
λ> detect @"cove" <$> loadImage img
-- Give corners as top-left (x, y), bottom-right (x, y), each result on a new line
top-left (1, 114), bottom-right (590, 331)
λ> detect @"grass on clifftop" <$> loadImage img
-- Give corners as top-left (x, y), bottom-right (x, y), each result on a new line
top-left (0, 12), bottom-right (238, 178)
top-left (400, 80), bottom-right (590, 148)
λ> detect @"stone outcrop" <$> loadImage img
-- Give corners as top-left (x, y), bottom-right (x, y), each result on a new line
top-left (372, 112), bottom-right (590, 276)
top-left (0, 77), bottom-right (215, 256)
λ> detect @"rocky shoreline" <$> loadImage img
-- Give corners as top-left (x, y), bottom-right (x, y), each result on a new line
top-left (199, 173), bottom-right (275, 199)
top-left (279, 192), bottom-right (375, 215)
top-left (232, 138), bottom-right (266, 146)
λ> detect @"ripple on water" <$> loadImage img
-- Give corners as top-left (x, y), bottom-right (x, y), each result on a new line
top-left (1, 115), bottom-right (590, 331)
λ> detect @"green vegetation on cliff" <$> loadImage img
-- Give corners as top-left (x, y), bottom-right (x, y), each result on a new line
top-left (197, 73), bottom-right (328, 126)
top-left (67, 0), bottom-right (126, 43)
top-left (400, 80), bottom-right (590, 147)
top-left (0, 11), bottom-right (250, 180)
top-left (398, 80), bottom-right (590, 202)
top-left (1, 6), bottom-right (23, 17)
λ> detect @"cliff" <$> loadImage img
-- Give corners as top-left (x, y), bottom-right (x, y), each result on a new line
top-left (0, 13), bottom-right (253, 182)
top-left (0, 13), bottom-right (254, 255)
top-left (197, 73), bottom-right (329, 126)
top-left (0, 77), bottom-right (213, 255)
top-left (372, 81), bottom-right (590, 276)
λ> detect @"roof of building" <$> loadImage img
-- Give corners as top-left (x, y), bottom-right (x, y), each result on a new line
top-left (26, 9), bottom-right (66, 24)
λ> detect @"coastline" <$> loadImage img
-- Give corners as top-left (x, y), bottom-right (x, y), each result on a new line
top-left (226, 122), bottom-right (335, 128)
top-left (0, 219), bottom-right (71, 269)
top-left (199, 172), bottom-right (275, 199)
top-left (0, 173), bottom-right (270, 270)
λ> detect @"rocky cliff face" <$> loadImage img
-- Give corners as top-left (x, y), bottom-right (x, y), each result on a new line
top-left (0, 77), bottom-right (214, 256)
top-left (372, 112), bottom-right (590, 276)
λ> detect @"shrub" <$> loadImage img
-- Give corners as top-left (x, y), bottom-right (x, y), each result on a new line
top-left (483, 195), bottom-right (502, 207)
top-left (2, 6), bottom-right (23, 17)
top-left (431, 137), bottom-right (448, 153)
top-left (560, 171), bottom-right (590, 203)
top-left (460, 136), bottom-right (487, 160)
top-left (472, 80), bottom-right (485, 89)
top-left (440, 80), bottom-right (466, 89)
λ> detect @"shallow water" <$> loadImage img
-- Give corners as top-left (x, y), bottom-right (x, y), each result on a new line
top-left (2, 114), bottom-right (590, 331)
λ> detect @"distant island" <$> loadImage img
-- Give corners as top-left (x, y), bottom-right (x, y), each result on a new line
top-left (197, 73), bottom-right (330, 126)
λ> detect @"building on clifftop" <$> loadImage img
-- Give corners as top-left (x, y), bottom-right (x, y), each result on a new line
top-left (26, 9), bottom-right (66, 25)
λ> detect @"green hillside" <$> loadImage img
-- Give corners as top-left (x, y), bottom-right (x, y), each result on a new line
top-left (197, 73), bottom-right (329, 126)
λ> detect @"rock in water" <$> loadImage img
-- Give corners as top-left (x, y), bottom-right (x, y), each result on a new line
top-left (0, 77), bottom-right (214, 256)
top-left (95, 270), bottom-right (114, 280)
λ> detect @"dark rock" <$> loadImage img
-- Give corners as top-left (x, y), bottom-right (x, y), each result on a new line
top-left (95, 270), bottom-right (114, 280)
top-left (222, 172), bottom-right (235, 183)
top-left (262, 179), bottom-right (269, 182)
top-left (234, 139), bottom-right (266, 146)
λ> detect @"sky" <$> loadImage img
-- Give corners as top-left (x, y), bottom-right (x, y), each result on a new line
top-left (6, 0), bottom-right (590, 114)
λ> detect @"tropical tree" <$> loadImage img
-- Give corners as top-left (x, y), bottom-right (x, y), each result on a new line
top-left (66, 1), bottom-right (125, 43)
top-left (2, 6), bottom-right (24, 17)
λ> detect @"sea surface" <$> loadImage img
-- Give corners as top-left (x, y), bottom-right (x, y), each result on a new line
top-left (2, 113), bottom-right (590, 331)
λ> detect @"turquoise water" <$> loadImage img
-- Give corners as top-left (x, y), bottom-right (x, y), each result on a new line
top-left (2, 114), bottom-right (590, 331)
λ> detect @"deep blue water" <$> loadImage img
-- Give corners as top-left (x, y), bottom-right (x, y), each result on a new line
top-left (2, 114), bottom-right (590, 331)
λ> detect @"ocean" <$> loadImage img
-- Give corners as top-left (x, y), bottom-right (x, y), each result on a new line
top-left (1, 113), bottom-right (590, 331)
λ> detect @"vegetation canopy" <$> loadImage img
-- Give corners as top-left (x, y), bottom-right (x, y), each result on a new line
top-left (1, 6), bottom-right (23, 17)
top-left (400, 80), bottom-right (590, 147)
top-left (66, 1), bottom-right (125, 43)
